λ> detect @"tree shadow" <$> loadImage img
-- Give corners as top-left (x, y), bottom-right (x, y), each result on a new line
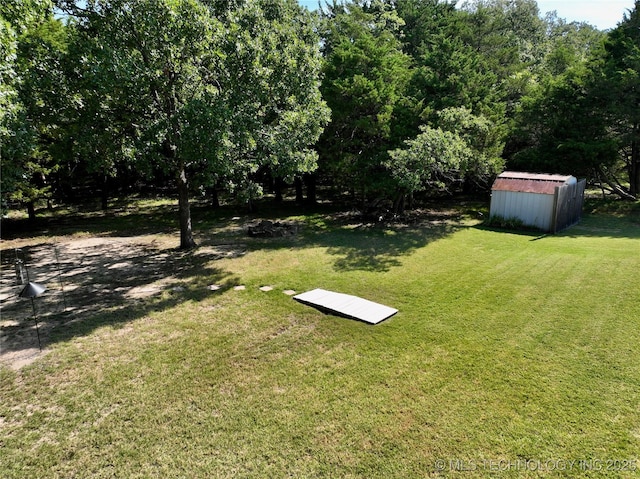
top-left (311, 210), bottom-right (465, 272)
top-left (0, 197), bottom-right (480, 365)
top-left (473, 212), bottom-right (640, 241)
top-left (557, 210), bottom-right (640, 240)
top-left (1, 201), bottom-right (184, 241)
top-left (223, 201), bottom-right (472, 272)
top-left (0, 238), bottom-right (242, 364)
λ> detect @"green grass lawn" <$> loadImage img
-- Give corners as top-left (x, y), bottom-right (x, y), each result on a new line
top-left (1, 198), bottom-right (639, 478)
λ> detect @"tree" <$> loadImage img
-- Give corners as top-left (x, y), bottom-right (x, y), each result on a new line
top-left (437, 107), bottom-right (504, 190)
top-left (385, 125), bottom-right (472, 211)
top-left (0, 14), bottom-right (27, 209)
top-left (65, 0), bottom-right (328, 248)
top-left (459, 0), bottom-right (546, 78)
top-left (0, 0), bottom-right (58, 218)
top-left (509, 2), bottom-right (640, 199)
top-left (384, 107), bottom-right (503, 211)
top-left (539, 13), bottom-right (603, 77)
top-left (598, 1), bottom-right (640, 197)
top-left (14, 16), bottom-right (70, 218)
top-left (509, 66), bottom-right (619, 185)
top-left (397, 0), bottom-right (493, 119)
top-left (317, 0), bottom-right (412, 202)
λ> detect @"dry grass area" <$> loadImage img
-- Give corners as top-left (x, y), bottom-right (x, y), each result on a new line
top-left (1, 230), bottom-right (249, 369)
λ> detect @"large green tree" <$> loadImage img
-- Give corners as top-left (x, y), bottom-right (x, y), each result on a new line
top-left (397, 0), bottom-right (504, 124)
top-left (64, 0), bottom-right (328, 248)
top-left (509, 2), bottom-right (639, 199)
top-left (317, 0), bottom-right (412, 202)
top-left (598, 0), bottom-right (640, 197)
top-left (0, 0), bottom-right (61, 218)
top-left (385, 125), bottom-right (472, 211)
top-left (509, 65), bottom-right (619, 184)
top-left (384, 107), bottom-right (503, 211)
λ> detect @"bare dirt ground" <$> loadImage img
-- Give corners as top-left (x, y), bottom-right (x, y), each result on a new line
top-left (0, 234), bottom-right (245, 370)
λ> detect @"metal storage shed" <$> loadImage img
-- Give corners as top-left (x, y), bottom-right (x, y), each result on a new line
top-left (490, 171), bottom-right (586, 233)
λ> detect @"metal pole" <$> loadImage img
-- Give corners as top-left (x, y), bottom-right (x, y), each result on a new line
top-left (22, 250), bottom-right (31, 283)
top-left (15, 248), bottom-right (25, 285)
top-left (53, 246), bottom-right (67, 311)
top-left (31, 297), bottom-right (42, 351)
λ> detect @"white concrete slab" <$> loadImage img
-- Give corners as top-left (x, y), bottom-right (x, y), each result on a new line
top-left (293, 288), bottom-right (397, 325)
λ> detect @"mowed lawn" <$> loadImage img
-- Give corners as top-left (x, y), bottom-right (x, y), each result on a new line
top-left (1, 200), bottom-right (639, 478)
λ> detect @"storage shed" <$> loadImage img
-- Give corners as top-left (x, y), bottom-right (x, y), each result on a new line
top-left (490, 171), bottom-right (586, 233)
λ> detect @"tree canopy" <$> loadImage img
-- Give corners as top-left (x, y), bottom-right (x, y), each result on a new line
top-left (2, 0), bottom-right (638, 238)
top-left (60, 0), bottom-right (329, 247)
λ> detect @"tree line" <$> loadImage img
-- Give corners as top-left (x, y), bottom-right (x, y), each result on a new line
top-left (2, 0), bottom-right (639, 247)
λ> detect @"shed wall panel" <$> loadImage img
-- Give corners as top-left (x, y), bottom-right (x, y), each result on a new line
top-left (553, 179), bottom-right (586, 232)
top-left (490, 191), bottom-right (555, 231)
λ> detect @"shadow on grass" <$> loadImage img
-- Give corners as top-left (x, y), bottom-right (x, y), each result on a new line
top-left (0, 238), bottom-right (242, 362)
top-left (559, 201), bottom-right (640, 239)
top-left (1, 197), bottom-right (476, 363)
top-left (2, 201), bottom-right (185, 241)
top-left (315, 213), bottom-right (463, 272)
top-left (234, 201), bottom-right (472, 272)
top-left (475, 197), bottom-right (640, 241)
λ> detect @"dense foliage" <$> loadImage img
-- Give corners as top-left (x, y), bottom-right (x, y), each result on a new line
top-left (1, 0), bottom-right (638, 244)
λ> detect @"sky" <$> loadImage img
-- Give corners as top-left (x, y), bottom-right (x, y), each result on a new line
top-left (536, 0), bottom-right (635, 30)
top-left (297, 0), bottom-right (636, 31)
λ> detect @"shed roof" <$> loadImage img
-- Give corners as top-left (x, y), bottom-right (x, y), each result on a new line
top-left (492, 171), bottom-right (574, 195)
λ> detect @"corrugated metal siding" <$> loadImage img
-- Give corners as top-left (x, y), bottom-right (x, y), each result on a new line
top-left (490, 172), bottom-right (583, 232)
top-left (490, 190), bottom-right (555, 231)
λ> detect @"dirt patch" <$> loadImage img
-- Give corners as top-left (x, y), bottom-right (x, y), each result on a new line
top-left (1, 235), bottom-right (242, 370)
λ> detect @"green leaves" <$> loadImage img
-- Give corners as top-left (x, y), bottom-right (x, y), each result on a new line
top-left (1, 3), bottom-right (63, 214)
top-left (387, 125), bottom-right (472, 195)
top-left (510, 1), bottom-right (640, 198)
top-left (318, 0), bottom-right (412, 197)
top-left (62, 0), bottom-right (328, 244)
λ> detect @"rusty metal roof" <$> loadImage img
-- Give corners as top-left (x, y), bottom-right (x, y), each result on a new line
top-left (492, 171), bottom-right (574, 195)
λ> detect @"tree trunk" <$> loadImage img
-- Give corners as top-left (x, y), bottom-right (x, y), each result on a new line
top-left (100, 175), bottom-right (109, 211)
top-left (597, 165), bottom-right (636, 200)
top-left (274, 177), bottom-right (284, 203)
top-left (209, 187), bottom-right (220, 208)
top-left (177, 167), bottom-right (196, 249)
top-left (630, 137), bottom-right (639, 198)
top-left (27, 202), bottom-right (36, 222)
top-left (304, 173), bottom-right (317, 204)
top-left (393, 192), bottom-right (405, 214)
top-left (295, 177), bottom-right (304, 204)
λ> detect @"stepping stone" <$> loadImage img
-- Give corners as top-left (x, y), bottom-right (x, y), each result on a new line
top-left (208, 284), bottom-right (222, 291)
top-left (234, 285), bottom-right (246, 291)
top-left (259, 286), bottom-right (274, 292)
top-left (283, 290), bottom-right (296, 296)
